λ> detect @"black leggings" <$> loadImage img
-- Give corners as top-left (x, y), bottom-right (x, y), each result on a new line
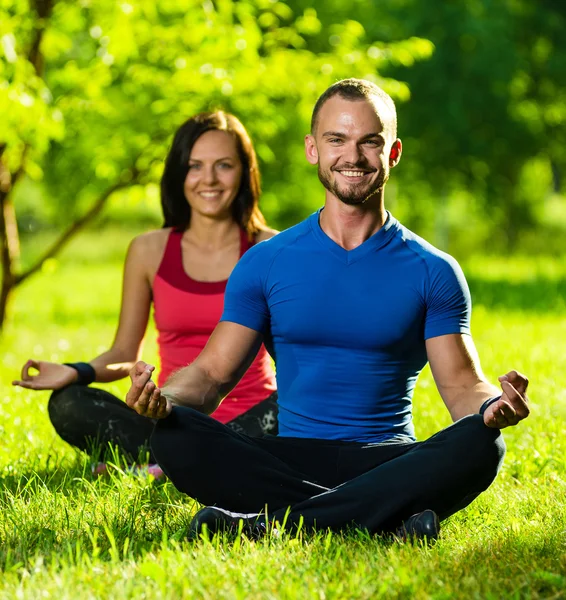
top-left (48, 385), bottom-right (278, 463)
top-left (151, 408), bottom-right (505, 533)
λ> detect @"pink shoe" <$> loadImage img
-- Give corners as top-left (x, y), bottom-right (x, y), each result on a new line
top-left (126, 463), bottom-right (166, 480)
top-left (92, 462), bottom-right (109, 476)
top-left (91, 462), bottom-right (165, 480)
top-left (145, 464), bottom-right (165, 480)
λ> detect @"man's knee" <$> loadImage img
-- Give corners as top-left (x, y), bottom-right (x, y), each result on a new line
top-left (456, 414), bottom-right (506, 476)
top-left (150, 406), bottom-right (214, 461)
top-left (150, 407), bottom-right (230, 495)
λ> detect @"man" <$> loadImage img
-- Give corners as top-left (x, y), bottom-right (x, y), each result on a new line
top-left (126, 79), bottom-right (530, 540)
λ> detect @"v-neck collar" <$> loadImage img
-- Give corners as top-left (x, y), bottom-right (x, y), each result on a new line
top-left (308, 208), bottom-right (399, 265)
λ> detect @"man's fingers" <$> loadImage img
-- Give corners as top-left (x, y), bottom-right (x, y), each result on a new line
top-left (146, 386), bottom-right (161, 416)
top-left (126, 366), bottom-right (155, 406)
top-left (500, 380), bottom-right (530, 419)
top-left (484, 409), bottom-right (502, 428)
top-left (492, 406), bottom-right (508, 428)
top-left (126, 361), bottom-right (169, 419)
top-left (135, 384), bottom-right (170, 419)
top-left (156, 398), bottom-right (170, 419)
top-left (137, 382), bottom-right (154, 409)
top-left (133, 361), bottom-right (148, 375)
top-left (485, 404), bottom-right (512, 429)
top-left (497, 403), bottom-right (521, 427)
top-left (499, 370), bottom-right (529, 396)
top-left (126, 375), bottom-right (152, 409)
top-left (496, 401), bottom-right (516, 422)
top-left (132, 361), bottom-right (155, 379)
top-left (485, 379), bottom-right (530, 429)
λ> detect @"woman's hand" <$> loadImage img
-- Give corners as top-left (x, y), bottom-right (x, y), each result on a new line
top-left (12, 360), bottom-right (79, 391)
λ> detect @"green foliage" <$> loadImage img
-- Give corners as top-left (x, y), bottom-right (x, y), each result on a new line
top-left (5, 0), bottom-right (565, 252)
top-left (285, 0), bottom-right (566, 249)
top-left (374, 0), bottom-right (566, 247)
top-left (0, 4), bottom-right (63, 176)
top-left (2, 0), bottom-right (431, 230)
top-left (1, 229), bottom-right (565, 597)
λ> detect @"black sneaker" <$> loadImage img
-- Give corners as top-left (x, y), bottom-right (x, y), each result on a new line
top-left (188, 507), bottom-right (271, 540)
top-left (395, 509), bottom-right (440, 542)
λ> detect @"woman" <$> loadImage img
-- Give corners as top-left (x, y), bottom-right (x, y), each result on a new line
top-left (13, 111), bottom-right (278, 467)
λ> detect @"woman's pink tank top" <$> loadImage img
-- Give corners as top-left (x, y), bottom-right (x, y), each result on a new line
top-left (152, 229), bottom-right (276, 423)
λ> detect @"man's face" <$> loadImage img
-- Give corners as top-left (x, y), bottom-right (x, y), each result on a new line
top-left (306, 96), bottom-right (400, 206)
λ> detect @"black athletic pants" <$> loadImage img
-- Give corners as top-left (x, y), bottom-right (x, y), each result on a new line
top-left (151, 406), bottom-right (505, 533)
top-left (48, 385), bottom-right (278, 463)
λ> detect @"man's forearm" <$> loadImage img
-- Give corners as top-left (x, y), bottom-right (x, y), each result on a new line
top-left (160, 362), bottom-right (228, 414)
top-left (445, 380), bottom-right (500, 422)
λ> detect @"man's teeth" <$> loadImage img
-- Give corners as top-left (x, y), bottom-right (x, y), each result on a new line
top-left (340, 171), bottom-right (366, 177)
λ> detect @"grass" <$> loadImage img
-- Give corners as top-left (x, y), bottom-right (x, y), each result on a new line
top-left (0, 226), bottom-right (565, 599)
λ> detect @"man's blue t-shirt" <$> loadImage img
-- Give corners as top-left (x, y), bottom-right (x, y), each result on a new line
top-left (221, 210), bottom-right (471, 443)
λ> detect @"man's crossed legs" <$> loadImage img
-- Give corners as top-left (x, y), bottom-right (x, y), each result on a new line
top-left (151, 408), bottom-right (505, 537)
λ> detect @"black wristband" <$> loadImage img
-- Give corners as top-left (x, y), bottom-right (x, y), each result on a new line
top-left (64, 362), bottom-right (96, 386)
top-left (479, 395), bottom-right (501, 416)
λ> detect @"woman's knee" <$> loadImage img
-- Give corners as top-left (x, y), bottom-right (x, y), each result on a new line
top-left (48, 385), bottom-right (85, 431)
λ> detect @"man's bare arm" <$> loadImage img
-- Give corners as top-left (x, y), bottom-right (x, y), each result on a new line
top-left (426, 333), bottom-right (529, 429)
top-left (126, 321), bottom-right (263, 418)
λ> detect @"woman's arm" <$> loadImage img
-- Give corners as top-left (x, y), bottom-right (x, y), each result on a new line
top-left (87, 233), bottom-right (156, 382)
top-left (13, 231), bottom-right (165, 390)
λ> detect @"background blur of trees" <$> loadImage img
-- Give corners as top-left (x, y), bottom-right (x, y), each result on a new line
top-left (1, 0), bottom-right (565, 327)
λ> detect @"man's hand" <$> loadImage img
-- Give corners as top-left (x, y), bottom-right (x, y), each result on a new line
top-left (484, 370), bottom-right (530, 429)
top-left (12, 360), bottom-right (79, 391)
top-left (126, 361), bottom-right (172, 419)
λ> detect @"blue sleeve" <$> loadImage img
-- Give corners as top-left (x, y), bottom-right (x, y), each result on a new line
top-left (220, 244), bottom-right (270, 333)
top-left (424, 255), bottom-right (471, 339)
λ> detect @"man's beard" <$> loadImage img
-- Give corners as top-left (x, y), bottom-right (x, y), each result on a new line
top-left (318, 164), bottom-right (389, 206)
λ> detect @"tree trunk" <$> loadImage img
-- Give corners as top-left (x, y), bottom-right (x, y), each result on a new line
top-left (0, 0), bottom-right (55, 330)
top-left (0, 0), bottom-right (144, 331)
top-left (0, 174), bottom-right (140, 331)
top-left (0, 188), bottom-right (17, 328)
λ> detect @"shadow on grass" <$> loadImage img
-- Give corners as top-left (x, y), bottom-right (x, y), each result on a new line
top-left (467, 276), bottom-right (566, 314)
top-left (0, 444), bottom-right (201, 570)
top-left (0, 444), bottom-right (155, 495)
top-left (0, 467), bottom-right (196, 571)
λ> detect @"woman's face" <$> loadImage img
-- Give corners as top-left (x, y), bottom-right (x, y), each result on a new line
top-left (184, 130), bottom-right (243, 221)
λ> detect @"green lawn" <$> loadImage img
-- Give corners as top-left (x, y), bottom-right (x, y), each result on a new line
top-left (1, 228), bottom-right (565, 599)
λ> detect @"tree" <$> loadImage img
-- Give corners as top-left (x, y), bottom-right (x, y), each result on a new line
top-left (287, 0), bottom-right (566, 250)
top-left (1, 0), bottom-right (61, 326)
top-left (380, 0), bottom-right (566, 248)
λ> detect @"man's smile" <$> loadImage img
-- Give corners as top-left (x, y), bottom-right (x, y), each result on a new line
top-left (334, 169), bottom-right (374, 182)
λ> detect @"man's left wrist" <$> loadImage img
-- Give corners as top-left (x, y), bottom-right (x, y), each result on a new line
top-left (479, 395), bottom-right (501, 416)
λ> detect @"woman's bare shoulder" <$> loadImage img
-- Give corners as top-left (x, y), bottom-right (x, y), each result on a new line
top-left (126, 229), bottom-right (173, 280)
top-left (129, 228), bottom-right (172, 255)
top-left (256, 228), bottom-right (279, 242)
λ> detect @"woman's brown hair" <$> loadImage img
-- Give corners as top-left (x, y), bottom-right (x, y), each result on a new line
top-left (160, 111), bottom-right (267, 238)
